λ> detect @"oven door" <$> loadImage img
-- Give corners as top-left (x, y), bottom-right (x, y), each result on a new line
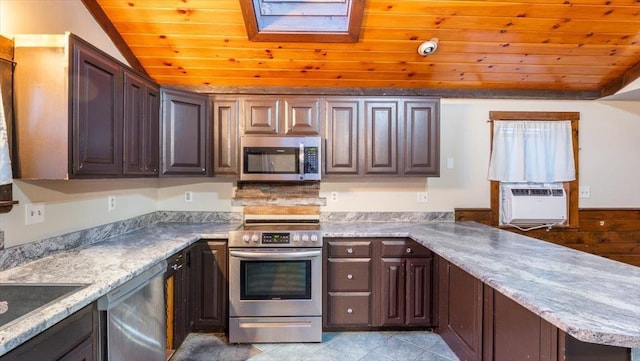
top-left (229, 248), bottom-right (322, 317)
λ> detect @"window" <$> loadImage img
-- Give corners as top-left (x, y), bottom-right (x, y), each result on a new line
top-left (488, 111), bottom-right (580, 228)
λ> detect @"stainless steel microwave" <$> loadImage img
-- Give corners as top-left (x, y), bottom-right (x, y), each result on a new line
top-left (240, 136), bottom-right (321, 181)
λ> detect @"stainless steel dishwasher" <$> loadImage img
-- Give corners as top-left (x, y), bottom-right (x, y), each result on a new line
top-left (97, 260), bottom-right (167, 361)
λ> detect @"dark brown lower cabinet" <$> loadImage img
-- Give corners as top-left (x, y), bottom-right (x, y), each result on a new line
top-left (437, 256), bottom-right (631, 361)
top-left (437, 257), bottom-right (484, 361)
top-left (191, 240), bottom-right (228, 331)
top-left (0, 304), bottom-right (96, 361)
top-left (324, 238), bottom-right (434, 330)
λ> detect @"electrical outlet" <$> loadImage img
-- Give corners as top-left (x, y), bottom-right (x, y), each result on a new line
top-left (417, 192), bottom-right (429, 203)
top-left (184, 191), bottom-right (193, 202)
top-left (25, 203), bottom-right (45, 225)
top-left (108, 195), bottom-right (117, 211)
top-left (579, 186), bottom-right (590, 199)
top-left (331, 192), bottom-right (338, 202)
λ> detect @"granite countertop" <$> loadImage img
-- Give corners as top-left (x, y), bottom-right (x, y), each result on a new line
top-left (0, 219), bottom-right (639, 356)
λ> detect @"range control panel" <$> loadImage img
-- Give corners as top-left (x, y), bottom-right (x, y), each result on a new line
top-left (228, 230), bottom-right (322, 248)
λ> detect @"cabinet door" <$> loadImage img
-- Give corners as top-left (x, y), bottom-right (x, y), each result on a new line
top-left (406, 258), bottom-right (433, 326)
top-left (242, 97), bottom-right (280, 134)
top-left (71, 42), bottom-right (122, 177)
top-left (123, 71), bottom-right (159, 176)
top-left (380, 258), bottom-right (406, 326)
top-left (403, 100), bottom-right (439, 176)
top-left (160, 88), bottom-right (209, 175)
top-left (483, 286), bottom-right (558, 361)
top-left (284, 97), bottom-right (322, 135)
top-left (438, 257), bottom-right (483, 361)
top-left (212, 97), bottom-right (240, 176)
top-left (364, 100), bottom-right (398, 175)
top-left (324, 99), bottom-right (360, 175)
top-left (144, 84), bottom-right (160, 175)
top-left (191, 240), bottom-right (227, 331)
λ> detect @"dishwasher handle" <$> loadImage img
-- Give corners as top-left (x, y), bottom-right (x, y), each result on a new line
top-left (97, 260), bottom-right (167, 311)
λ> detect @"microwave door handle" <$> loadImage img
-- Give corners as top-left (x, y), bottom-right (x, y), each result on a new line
top-left (299, 143), bottom-right (305, 180)
top-left (229, 250), bottom-right (321, 259)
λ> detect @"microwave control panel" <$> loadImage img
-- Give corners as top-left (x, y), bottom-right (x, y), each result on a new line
top-left (304, 147), bottom-right (319, 173)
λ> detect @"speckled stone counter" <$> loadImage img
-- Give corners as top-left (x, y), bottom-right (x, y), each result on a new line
top-left (1, 214), bottom-right (639, 357)
top-left (322, 221), bottom-right (640, 349)
top-left (0, 221), bottom-right (241, 356)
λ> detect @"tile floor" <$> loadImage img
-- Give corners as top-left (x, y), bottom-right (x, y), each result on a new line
top-left (170, 331), bottom-right (461, 361)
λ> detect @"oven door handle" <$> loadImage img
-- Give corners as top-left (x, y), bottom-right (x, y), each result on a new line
top-left (229, 250), bottom-right (321, 259)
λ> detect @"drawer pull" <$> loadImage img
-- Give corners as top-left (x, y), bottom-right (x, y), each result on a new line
top-left (347, 274), bottom-right (353, 280)
top-left (347, 308), bottom-right (353, 314)
top-left (346, 248), bottom-right (354, 254)
top-left (406, 247), bottom-right (413, 254)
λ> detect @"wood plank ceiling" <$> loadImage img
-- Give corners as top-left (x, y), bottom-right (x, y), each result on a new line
top-left (85, 0), bottom-right (640, 99)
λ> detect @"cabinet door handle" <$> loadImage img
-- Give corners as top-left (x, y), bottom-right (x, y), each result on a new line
top-left (346, 248), bottom-right (353, 254)
top-left (406, 247), bottom-right (413, 254)
top-left (347, 308), bottom-right (353, 314)
top-left (347, 274), bottom-right (353, 280)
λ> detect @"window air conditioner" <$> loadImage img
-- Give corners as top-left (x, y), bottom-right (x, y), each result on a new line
top-left (501, 185), bottom-right (567, 225)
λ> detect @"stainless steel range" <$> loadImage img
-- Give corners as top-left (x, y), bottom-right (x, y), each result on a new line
top-left (228, 221), bottom-right (323, 343)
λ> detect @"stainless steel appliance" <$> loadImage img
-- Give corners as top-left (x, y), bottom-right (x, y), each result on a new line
top-left (240, 136), bottom-right (321, 182)
top-left (228, 221), bottom-right (323, 343)
top-left (97, 261), bottom-right (166, 361)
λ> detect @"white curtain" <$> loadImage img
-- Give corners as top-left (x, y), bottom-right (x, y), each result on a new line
top-left (488, 120), bottom-right (575, 182)
top-left (0, 89), bottom-right (12, 185)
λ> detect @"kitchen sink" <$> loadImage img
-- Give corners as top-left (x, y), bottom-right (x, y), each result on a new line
top-left (0, 284), bottom-right (87, 330)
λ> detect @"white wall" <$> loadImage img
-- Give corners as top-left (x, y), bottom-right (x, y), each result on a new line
top-left (2, 0), bottom-right (640, 249)
top-left (0, 0), bottom-right (127, 64)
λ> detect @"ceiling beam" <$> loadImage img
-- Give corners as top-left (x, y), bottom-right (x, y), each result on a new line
top-left (80, 0), bottom-right (148, 77)
top-left (601, 61), bottom-right (640, 98)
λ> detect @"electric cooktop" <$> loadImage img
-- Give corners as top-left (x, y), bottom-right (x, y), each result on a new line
top-left (0, 284), bottom-right (86, 330)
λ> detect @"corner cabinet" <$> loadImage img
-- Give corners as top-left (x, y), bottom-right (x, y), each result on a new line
top-left (324, 97), bottom-right (439, 177)
top-left (191, 240), bottom-right (228, 331)
top-left (14, 33), bottom-right (160, 179)
top-left (160, 88), bottom-right (210, 176)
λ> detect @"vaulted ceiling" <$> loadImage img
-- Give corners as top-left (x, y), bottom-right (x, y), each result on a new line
top-left (83, 0), bottom-right (640, 99)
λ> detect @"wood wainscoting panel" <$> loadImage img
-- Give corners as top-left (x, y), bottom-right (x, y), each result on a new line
top-left (455, 208), bottom-right (640, 267)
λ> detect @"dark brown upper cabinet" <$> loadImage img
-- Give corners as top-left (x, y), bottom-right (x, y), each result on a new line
top-left (14, 33), bottom-right (160, 179)
top-left (241, 96), bottom-right (322, 136)
top-left (325, 99), bottom-right (360, 175)
top-left (212, 96), bottom-right (240, 176)
top-left (324, 97), bottom-right (440, 177)
top-left (71, 42), bottom-right (122, 177)
top-left (123, 70), bottom-right (159, 176)
top-left (160, 88), bottom-right (209, 176)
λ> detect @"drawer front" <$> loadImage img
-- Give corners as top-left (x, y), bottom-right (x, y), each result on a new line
top-left (328, 241), bottom-right (372, 258)
top-left (381, 239), bottom-right (432, 258)
top-left (327, 293), bottom-right (371, 326)
top-left (328, 259), bottom-right (371, 291)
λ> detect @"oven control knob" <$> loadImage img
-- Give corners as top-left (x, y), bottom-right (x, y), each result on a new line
top-left (302, 234), bottom-right (310, 242)
top-left (292, 233), bottom-right (301, 243)
top-left (310, 234), bottom-right (319, 243)
top-left (251, 234), bottom-right (260, 243)
top-left (242, 234), bottom-right (250, 243)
